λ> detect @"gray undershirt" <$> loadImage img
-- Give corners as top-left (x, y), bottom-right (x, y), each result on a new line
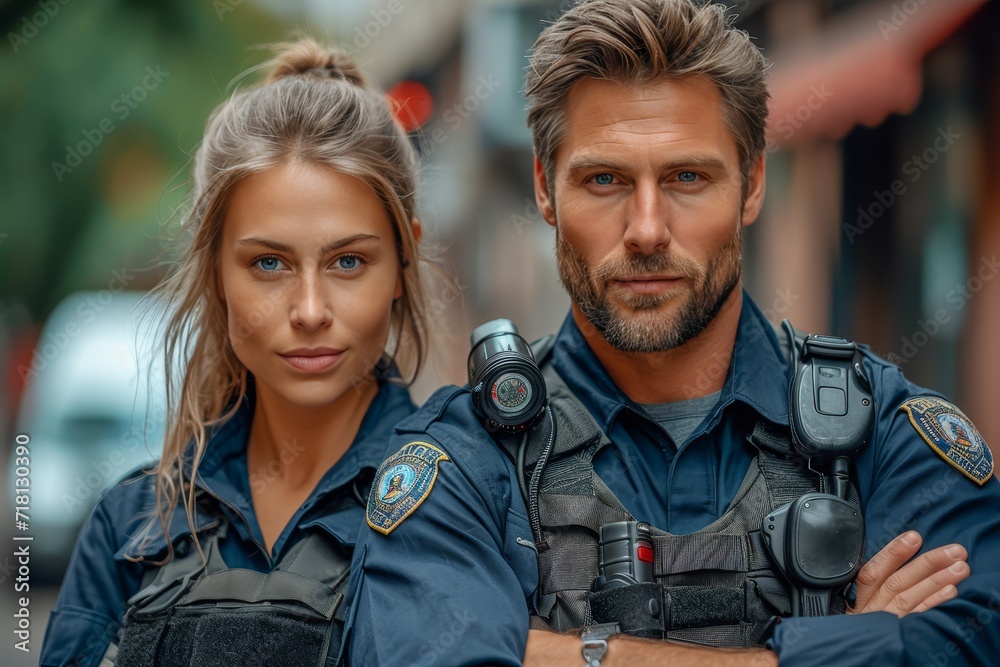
top-left (637, 391), bottom-right (722, 448)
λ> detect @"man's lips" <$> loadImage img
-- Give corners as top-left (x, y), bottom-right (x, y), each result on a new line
top-left (278, 347), bottom-right (345, 372)
top-left (612, 275), bottom-right (683, 294)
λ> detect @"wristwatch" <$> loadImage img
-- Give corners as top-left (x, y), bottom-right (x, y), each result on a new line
top-left (581, 622), bottom-right (620, 667)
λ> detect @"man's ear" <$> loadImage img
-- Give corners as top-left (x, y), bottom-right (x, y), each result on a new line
top-left (533, 155), bottom-right (557, 228)
top-left (411, 218), bottom-right (422, 245)
top-left (740, 152), bottom-right (767, 228)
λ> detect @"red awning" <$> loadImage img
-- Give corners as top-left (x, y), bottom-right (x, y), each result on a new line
top-left (765, 0), bottom-right (989, 148)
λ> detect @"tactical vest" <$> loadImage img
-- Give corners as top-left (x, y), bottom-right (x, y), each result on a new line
top-left (505, 346), bottom-right (861, 647)
top-left (111, 504), bottom-right (354, 667)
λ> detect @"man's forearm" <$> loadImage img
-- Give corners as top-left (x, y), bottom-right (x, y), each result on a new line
top-left (607, 635), bottom-right (778, 667)
top-left (523, 629), bottom-right (778, 667)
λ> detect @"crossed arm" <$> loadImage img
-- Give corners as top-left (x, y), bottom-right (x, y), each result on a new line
top-left (523, 531), bottom-right (970, 666)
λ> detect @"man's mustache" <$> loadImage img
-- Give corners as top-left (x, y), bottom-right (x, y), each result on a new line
top-left (592, 252), bottom-right (703, 284)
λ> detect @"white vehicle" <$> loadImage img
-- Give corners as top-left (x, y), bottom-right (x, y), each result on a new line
top-left (13, 290), bottom-right (167, 581)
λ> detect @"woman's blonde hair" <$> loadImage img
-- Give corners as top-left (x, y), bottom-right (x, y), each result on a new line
top-left (136, 37), bottom-right (438, 562)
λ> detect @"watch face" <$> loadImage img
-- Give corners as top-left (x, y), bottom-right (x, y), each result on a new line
top-left (491, 372), bottom-right (531, 414)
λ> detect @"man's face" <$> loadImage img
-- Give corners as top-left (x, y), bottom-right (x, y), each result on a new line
top-left (535, 75), bottom-right (765, 353)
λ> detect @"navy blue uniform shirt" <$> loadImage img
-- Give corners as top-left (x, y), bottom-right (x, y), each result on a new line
top-left (40, 378), bottom-right (414, 667)
top-left (347, 294), bottom-right (1000, 667)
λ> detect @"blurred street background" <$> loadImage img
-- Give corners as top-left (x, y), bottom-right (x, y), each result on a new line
top-left (1, 0), bottom-right (998, 664)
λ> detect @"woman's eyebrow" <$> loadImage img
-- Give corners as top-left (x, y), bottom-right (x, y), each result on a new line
top-left (236, 233), bottom-right (380, 255)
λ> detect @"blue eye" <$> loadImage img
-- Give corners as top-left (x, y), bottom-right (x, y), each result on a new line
top-left (255, 256), bottom-right (285, 272)
top-left (336, 255), bottom-right (362, 271)
top-left (593, 173), bottom-right (615, 186)
top-left (678, 171), bottom-right (698, 183)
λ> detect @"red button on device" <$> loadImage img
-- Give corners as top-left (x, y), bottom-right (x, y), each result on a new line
top-left (637, 544), bottom-right (654, 563)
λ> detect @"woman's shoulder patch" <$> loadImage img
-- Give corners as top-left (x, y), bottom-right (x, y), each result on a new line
top-left (899, 397), bottom-right (994, 485)
top-left (367, 441), bottom-right (450, 535)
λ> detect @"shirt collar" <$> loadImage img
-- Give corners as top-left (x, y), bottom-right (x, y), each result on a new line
top-left (115, 379), bottom-right (412, 561)
top-left (549, 291), bottom-right (791, 431)
top-left (193, 374), bottom-right (413, 519)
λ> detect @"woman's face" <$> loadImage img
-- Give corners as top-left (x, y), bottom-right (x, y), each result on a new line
top-left (217, 160), bottom-right (403, 409)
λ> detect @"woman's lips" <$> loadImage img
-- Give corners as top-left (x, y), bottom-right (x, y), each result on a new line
top-left (278, 350), bottom-right (345, 373)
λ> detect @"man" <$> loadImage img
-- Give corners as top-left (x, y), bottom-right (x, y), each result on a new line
top-left (346, 1), bottom-right (1000, 665)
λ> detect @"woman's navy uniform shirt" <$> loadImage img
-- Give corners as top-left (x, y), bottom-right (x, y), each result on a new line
top-left (347, 294), bottom-right (1000, 667)
top-left (40, 378), bottom-right (414, 667)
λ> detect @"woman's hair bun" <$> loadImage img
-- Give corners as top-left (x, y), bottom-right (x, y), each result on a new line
top-left (264, 37), bottom-right (367, 87)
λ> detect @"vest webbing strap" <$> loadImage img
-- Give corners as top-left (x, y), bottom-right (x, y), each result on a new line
top-left (749, 421), bottom-right (823, 505)
top-left (652, 533), bottom-right (749, 576)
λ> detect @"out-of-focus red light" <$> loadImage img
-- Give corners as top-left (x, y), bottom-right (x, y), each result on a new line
top-left (386, 81), bottom-right (434, 132)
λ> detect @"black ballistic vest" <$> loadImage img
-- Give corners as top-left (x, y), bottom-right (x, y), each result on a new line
top-left (510, 354), bottom-right (859, 646)
top-left (114, 509), bottom-right (353, 667)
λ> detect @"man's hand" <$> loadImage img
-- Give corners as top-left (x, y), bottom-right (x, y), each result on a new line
top-left (848, 530), bottom-right (970, 616)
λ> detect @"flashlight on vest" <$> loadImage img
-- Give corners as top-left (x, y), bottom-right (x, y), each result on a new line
top-left (468, 319), bottom-right (546, 433)
top-left (593, 521), bottom-right (655, 590)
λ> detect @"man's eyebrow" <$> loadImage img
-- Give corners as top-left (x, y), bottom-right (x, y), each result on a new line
top-left (236, 234), bottom-right (380, 255)
top-left (566, 155), bottom-right (729, 173)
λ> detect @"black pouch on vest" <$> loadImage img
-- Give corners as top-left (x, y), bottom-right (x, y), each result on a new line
top-left (589, 584), bottom-right (663, 639)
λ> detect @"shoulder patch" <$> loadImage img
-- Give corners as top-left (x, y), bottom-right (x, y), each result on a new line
top-left (367, 441), bottom-right (450, 535)
top-left (899, 397), bottom-right (994, 485)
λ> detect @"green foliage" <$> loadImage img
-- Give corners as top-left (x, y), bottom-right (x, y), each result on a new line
top-left (0, 0), bottom-right (287, 318)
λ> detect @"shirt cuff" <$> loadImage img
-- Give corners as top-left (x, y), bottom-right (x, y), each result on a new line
top-left (767, 611), bottom-right (902, 666)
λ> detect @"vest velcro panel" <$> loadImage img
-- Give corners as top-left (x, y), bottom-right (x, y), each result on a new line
top-left (116, 519), bottom-right (352, 667)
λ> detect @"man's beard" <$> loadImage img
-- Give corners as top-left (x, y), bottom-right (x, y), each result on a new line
top-left (556, 225), bottom-right (743, 353)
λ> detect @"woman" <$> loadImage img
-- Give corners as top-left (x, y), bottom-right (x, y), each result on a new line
top-left (40, 38), bottom-right (439, 667)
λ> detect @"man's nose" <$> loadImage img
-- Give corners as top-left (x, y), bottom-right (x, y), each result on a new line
top-left (622, 180), bottom-right (672, 255)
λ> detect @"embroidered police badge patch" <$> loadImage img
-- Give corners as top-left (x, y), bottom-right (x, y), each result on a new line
top-left (367, 441), bottom-right (450, 535)
top-left (900, 397), bottom-right (994, 485)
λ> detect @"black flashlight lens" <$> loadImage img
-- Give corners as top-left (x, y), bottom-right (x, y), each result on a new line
top-left (468, 319), bottom-right (546, 431)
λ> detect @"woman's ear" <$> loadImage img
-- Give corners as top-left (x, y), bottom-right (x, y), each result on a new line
top-left (215, 266), bottom-right (226, 304)
top-left (395, 217), bottom-right (420, 300)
